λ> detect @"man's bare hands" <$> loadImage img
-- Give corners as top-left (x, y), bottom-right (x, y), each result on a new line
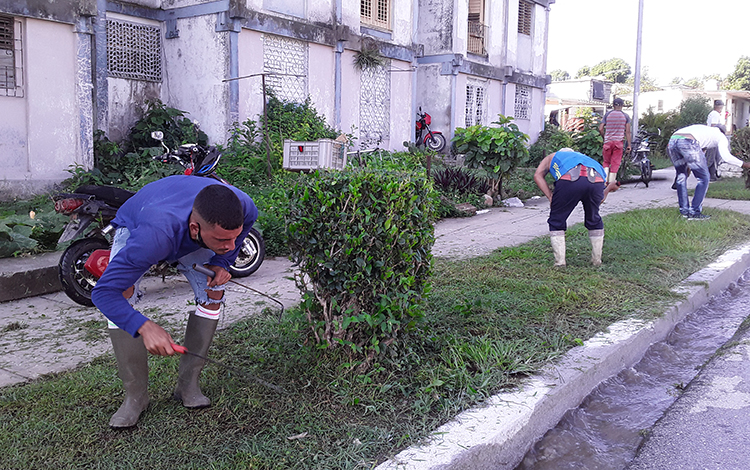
top-left (137, 320), bottom-right (176, 356)
top-left (206, 265), bottom-right (231, 287)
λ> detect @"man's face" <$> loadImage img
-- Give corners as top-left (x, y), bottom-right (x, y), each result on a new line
top-left (193, 221), bottom-right (243, 255)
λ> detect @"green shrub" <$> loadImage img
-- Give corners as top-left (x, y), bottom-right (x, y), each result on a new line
top-left (730, 127), bottom-right (750, 188)
top-left (572, 116), bottom-right (603, 160)
top-left (677, 95), bottom-right (711, 128)
top-left (639, 107), bottom-right (680, 156)
top-left (452, 115), bottom-right (530, 198)
top-left (528, 124), bottom-right (575, 165)
top-left (287, 168), bottom-right (436, 368)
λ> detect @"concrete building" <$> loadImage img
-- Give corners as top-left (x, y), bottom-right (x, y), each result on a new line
top-left (1, 0), bottom-right (555, 199)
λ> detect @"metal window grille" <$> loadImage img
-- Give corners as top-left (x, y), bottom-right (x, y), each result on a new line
top-left (359, 61), bottom-right (390, 148)
top-left (465, 78), bottom-right (487, 127)
top-left (1, 16), bottom-right (23, 97)
top-left (361, 0), bottom-right (391, 31)
top-left (263, 34), bottom-right (308, 103)
top-left (106, 19), bottom-right (162, 82)
top-left (518, 1), bottom-right (533, 36)
top-left (514, 84), bottom-right (532, 120)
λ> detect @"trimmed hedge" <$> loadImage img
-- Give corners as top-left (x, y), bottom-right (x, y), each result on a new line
top-left (287, 168), bottom-right (436, 368)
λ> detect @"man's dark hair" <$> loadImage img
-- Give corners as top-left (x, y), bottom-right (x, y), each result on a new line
top-left (193, 185), bottom-right (244, 230)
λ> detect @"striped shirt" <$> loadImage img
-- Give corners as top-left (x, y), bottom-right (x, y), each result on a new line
top-left (602, 110), bottom-right (630, 143)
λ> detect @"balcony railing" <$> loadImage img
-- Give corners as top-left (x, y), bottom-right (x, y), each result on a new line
top-left (467, 20), bottom-right (487, 56)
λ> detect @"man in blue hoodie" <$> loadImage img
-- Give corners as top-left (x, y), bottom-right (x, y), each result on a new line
top-left (92, 175), bottom-right (257, 428)
top-left (533, 148), bottom-right (606, 267)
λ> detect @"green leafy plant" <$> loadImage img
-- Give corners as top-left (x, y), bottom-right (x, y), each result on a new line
top-left (452, 115), bottom-right (530, 198)
top-left (677, 95), bottom-right (711, 128)
top-left (287, 168), bottom-right (436, 369)
top-left (128, 99), bottom-right (208, 151)
top-left (353, 40), bottom-right (385, 72)
top-left (572, 115), bottom-right (603, 160)
top-left (639, 107), bottom-right (680, 156)
top-left (730, 127), bottom-right (750, 188)
top-left (0, 214), bottom-right (39, 257)
top-left (529, 123), bottom-right (576, 165)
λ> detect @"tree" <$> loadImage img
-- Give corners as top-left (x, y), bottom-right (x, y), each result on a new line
top-left (575, 66), bottom-right (591, 79)
top-left (624, 68), bottom-right (661, 92)
top-left (725, 56), bottom-right (750, 90)
top-left (550, 69), bottom-right (569, 81)
top-left (550, 69), bottom-right (570, 81)
top-left (684, 77), bottom-right (703, 89)
top-left (590, 58), bottom-right (631, 83)
top-left (670, 77), bottom-right (684, 86)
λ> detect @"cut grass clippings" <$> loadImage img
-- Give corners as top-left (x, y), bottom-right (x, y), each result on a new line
top-left (2, 207), bottom-right (750, 469)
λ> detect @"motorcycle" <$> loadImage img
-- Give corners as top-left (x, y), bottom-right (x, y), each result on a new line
top-left (415, 108), bottom-right (446, 152)
top-left (54, 132), bottom-right (265, 307)
top-left (624, 126), bottom-right (657, 187)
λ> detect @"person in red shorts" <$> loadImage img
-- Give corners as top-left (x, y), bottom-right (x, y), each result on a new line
top-left (598, 97), bottom-right (632, 184)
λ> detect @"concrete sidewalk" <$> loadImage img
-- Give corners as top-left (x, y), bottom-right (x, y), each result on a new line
top-left (3, 168), bottom-right (750, 469)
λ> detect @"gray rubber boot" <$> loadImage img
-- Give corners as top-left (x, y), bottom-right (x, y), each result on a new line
top-left (550, 231), bottom-right (566, 267)
top-left (590, 229), bottom-right (604, 267)
top-left (108, 328), bottom-right (149, 428)
top-left (173, 312), bottom-right (218, 408)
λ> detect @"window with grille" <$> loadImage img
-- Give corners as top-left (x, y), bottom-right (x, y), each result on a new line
top-left (263, 34), bottom-right (308, 103)
top-left (514, 84), bottom-right (531, 120)
top-left (467, 0), bottom-right (487, 56)
top-left (518, 1), bottom-right (533, 36)
top-left (1, 15), bottom-right (23, 97)
top-left (359, 61), bottom-right (390, 148)
top-left (465, 78), bottom-right (487, 127)
top-left (107, 18), bottom-right (162, 81)
top-left (361, 0), bottom-right (391, 31)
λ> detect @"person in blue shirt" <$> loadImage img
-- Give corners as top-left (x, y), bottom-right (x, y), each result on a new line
top-left (533, 148), bottom-right (606, 267)
top-left (92, 175), bottom-right (258, 428)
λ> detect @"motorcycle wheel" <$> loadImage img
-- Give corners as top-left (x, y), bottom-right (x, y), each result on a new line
top-left (425, 133), bottom-right (446, 152)
top-left (59, 238), bottom-right (110, 307)
top-left (228, 228), bottom-right (265, 278)
top-left (640, 159), bottom-right (653, 187)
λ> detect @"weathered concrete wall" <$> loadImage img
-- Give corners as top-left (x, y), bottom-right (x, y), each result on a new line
top-left (417, 0), bottom-right (453, 55)
top-left (0, 17), bottom-right (83, 200)
top-left (389, 57), bottom-right (414, 148)
top-left (309, 41), bottom-right (336, 126)
top-left (416, 63), bottom-right (452, 136)
top-left (0, 0), bottom-right (96, 24)
top-left (236, 28), bottom-right (264, 126)
top-left (163, 13), bottom-right (230, 144)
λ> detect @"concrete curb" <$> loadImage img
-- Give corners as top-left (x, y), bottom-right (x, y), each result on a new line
top-left (0, 251), bottom-right (61, 302)
top-left (376, 242), bottom-right (750, 470)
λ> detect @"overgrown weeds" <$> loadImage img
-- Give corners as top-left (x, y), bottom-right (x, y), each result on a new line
top-left (2, 208), bottom-right (749, 469)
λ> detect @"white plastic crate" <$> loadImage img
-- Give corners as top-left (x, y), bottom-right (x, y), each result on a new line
top-left (282, 139), bottom-right (347, 170)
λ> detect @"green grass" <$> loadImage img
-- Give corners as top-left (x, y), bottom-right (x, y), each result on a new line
top-left (705, 176), bottom-right (750, 200)
top-left (2, 207), bottom-right (750, 469)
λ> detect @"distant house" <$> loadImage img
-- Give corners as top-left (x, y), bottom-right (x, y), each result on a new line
top-left (545, 78), bottom-right (613, 130)
top-left (1, 0), bottom-right (556, 199)
top-left (635, 84), bottom-right (750, 132)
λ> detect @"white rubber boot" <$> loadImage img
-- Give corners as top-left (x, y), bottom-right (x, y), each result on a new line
top-left (590, 229), bottom-right (604, 267)
top-left (550, 231), bottom-right (566, 267)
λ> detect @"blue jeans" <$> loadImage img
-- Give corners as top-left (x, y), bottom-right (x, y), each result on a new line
top-left (106, 228), bottom-right (225, 328)
top-left (667, 138), bottom-right (709, 216)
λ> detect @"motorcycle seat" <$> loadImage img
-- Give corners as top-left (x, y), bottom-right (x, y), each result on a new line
top-left (75, 185), bottom-right (135, 207)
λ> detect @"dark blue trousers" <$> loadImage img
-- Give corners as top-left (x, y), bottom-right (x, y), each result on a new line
top-left (548, 178), bottom-right (604, 232)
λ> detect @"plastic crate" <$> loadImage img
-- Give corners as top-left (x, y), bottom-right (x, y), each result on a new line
top-left (282, 139), bottom-right (347, 170)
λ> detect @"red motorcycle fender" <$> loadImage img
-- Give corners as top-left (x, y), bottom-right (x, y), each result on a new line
top-left (84, 249), bottom-right (111, 278)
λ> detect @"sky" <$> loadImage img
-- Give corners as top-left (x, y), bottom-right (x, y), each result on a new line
top-left (547, 0), bottom-right (750, 85)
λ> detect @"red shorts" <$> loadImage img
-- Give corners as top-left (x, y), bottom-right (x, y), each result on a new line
top-left (602, 141), bottom-right (624, 173)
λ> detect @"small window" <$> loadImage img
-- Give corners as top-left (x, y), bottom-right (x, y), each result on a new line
top-left (1, 15), bottom-right (22, 96)
top-left (467, 0), bottom-right (487, 56)
top-left (465, 78), bottom-right (488, 127)
top-left (658, 100), bottom-right (664, 112)
top-left (518, 1), bottom-right (533, 36)
top-left (514, 84), bottom-right (532, 121)
top-left (107, 18), bottom-right (162, 82)
top-left (361, 0), bottom-right (391, 31)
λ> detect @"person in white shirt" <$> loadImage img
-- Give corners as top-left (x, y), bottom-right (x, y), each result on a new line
top-left (705, 100), bottom-right (726, 180)
top-left (667, 124), bottom-right (750, 220)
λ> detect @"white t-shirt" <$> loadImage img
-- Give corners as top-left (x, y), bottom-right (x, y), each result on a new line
top-left (707, 110), bottom-right (722, 127)
top-left (677, 125), bottom-right (743, 167)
